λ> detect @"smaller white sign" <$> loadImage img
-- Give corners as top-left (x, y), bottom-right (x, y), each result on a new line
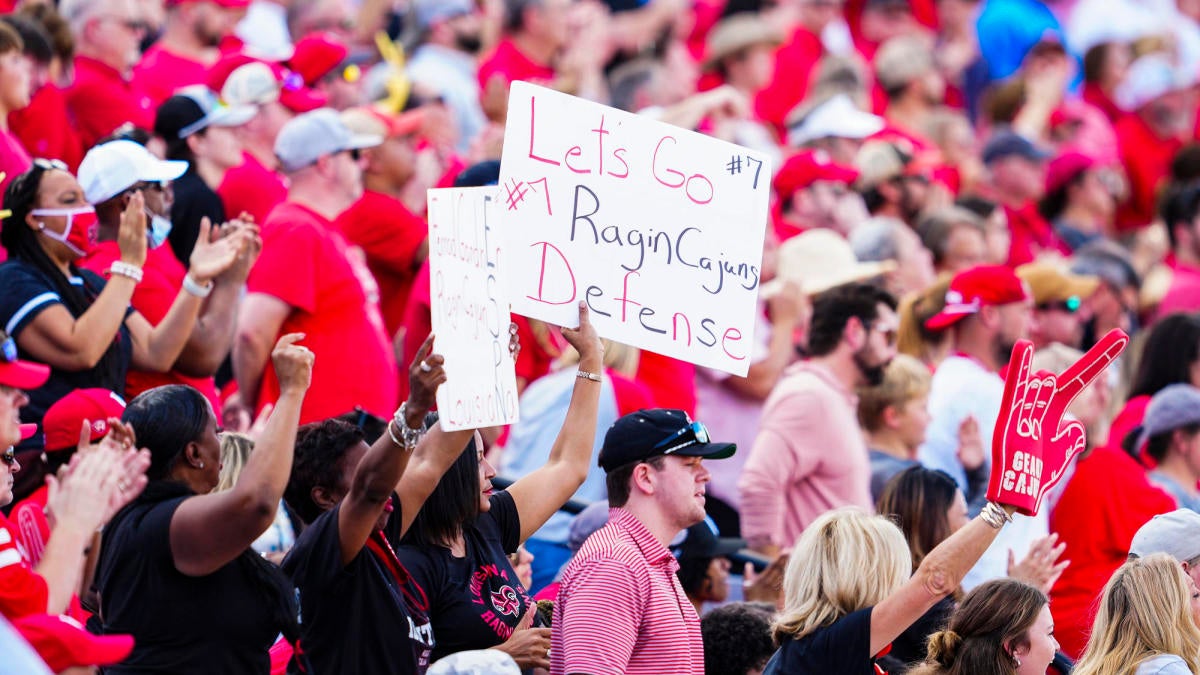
top-left (427, 187), bottom-right (519, 431)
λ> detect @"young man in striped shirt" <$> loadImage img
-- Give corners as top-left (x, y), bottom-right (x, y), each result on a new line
top-left (551, 409), bottom-right (736, 675)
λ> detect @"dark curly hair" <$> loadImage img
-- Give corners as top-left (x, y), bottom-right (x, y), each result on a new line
top-left (285, 418), bottom-right (365, 524)
top-left (701, 602), bottom-right (776, 675)
top-left (2, 163), bottom-right (125, 391)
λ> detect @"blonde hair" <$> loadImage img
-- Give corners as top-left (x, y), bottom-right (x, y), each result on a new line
top-left (216, 432), bottom-right (254, 493)
top-left (772, 508), bottom-right (911, 643)
top-left (1073, 553), bottom-right (1200, 675)
top-left (857, 354), bottom-right (932, 432)
top-left (897, 274), bottom-right (953, 367)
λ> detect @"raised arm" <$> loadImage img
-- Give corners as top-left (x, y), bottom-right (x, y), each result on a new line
top-left (169, 334), bottom-right (312, 576)
top-left (173, 218), bottom-right (261, 377)
top-left (127, 217), bottom-right (248, 372)
top-left (15, 194), bottom-right (146, 370)
top-left (337, 334), bottom-right (446, 564)
top-left (507, 302), bottom-right (604, 543)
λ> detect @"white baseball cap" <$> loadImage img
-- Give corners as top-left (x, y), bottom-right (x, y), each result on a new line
top-left (274, 108), bottom-right (383, 172)
top-left (77, 140), bottom-right (188, 205)
top-left (788, 94), bottom-right (885, 146)
top-left (1129, 509), bottom-right (1200, 562)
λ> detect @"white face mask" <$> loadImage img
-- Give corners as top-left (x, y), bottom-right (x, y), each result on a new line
top-left (32, 206), bottom-right (98, 257)
top-left (148, 212), bottom-right (172, 249)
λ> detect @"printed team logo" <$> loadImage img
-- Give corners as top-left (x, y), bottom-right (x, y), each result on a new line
top-left (490, 585), bottom-right (521, 617)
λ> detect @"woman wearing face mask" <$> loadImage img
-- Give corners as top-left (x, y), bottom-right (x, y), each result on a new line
top-left (75, 139), bottom-right (260, 414)
top-left (0, 159), bottom-right (248, 502)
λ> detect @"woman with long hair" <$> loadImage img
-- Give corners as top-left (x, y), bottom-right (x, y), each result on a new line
top-left (94, 334), bottom-right (311, 674)
top-left (1073, 553), bottom-right (1200, 675)
top-left (1110, 312), bottom-right (1200, 455)
top-left (398, 302), bottom-right (604, 670)
top-left (909, 578), bottom-right (1057, 675)
top-left (0, 159), bottom-right (246, 501)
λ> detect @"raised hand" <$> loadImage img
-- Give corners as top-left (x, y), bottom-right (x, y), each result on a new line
top-left (407, 333), bottom-right (446, 424)
top-left (188, 217), bottom-right (249, 284)
top-left (117, 191), bottom-right (148, 267)
top-left (215, 217), bottom-right (262, 284)
top-left (743, 553), bottom-right (789, 606)
top-left (560, 302), bottom-right (604, 365)
top-left (1007, 533), bottom-right (1069, 594)
top-left (987, 329), bottom-right (1128, 515)
top-left (271, 333), bottom-right (314, 395)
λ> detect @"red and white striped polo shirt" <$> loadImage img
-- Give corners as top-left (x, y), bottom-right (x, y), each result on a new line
top-left (551, 508), bottom-right (703, 675)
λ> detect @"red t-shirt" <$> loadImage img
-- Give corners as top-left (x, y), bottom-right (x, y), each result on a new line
top-left (1114, 112), bottom-right (1184, 232)
top-left (65, 56), bottom-right (155, 151)
top-left (248, 202), bottom-right (398, 423)
top-left (477, 38), bottom-right (556, 92)
top-left (754, 26), bottom-right (823, 138)
top-left (9, 84), bottom-right (83, 171)
top-left (334, 190), bottom-right (428, 338)
top-left (8, 489), bottom-right (90, 624)
top-left (0, 511), bottom-right (49, 620)
top-left (217, 152), bottom-right (288, 225)
top-left (132, 44), bottom-right (211, 107)
top-left (1081, 82), bottom-right (1122, 123)
top-left (1004, 203), bottom-right (1069, 267)
top-left (79, 242), bottom-right (222, 411)
top-left (1049, 445), bottom-right (1174, 658)
top-left (1155, 261), bottom-right (1200, 319)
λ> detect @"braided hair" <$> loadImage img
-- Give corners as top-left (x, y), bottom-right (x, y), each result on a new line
top-left (1, 163), bottom-right (124, 390)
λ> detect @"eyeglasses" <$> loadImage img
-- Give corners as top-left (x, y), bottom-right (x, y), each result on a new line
top-left (1, 447), bottom-right (15, 467)
top-left (1040, 295), bottom-right (1082, 313)
top-left (652, 421), bottom-right (710, 455)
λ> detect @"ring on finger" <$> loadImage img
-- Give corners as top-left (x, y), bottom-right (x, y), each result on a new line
top-left (419, 360), bottom-right (432, 373)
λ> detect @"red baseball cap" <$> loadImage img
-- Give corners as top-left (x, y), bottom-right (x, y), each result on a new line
top-left (13, 614), bottom-right (134, 672)
top-left (1045, 151), bottom-right (1096, 195)
top-left (925, 265), bottom-right (1029, 331)
top-left (288, 33), bottom-right (348, 87)
top-left (773, 150), bottom-right (859, 204)
top-left (166, 0), bottom-right (251, 7)
top-left (0, 341), bottom-right (50, 391)
top-left (42, 388), bottom-right (127, 453)
top-left (209, 53), bottom-right (327, 114)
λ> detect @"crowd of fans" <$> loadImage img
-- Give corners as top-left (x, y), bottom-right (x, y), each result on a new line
top-left (4, 0), bottom-right (1200, 673)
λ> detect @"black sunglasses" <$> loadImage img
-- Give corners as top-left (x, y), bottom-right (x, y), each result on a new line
top-left (1039, 295), bottom-right (1082, 313)
top-left (1, 447), bottom-right (15, 467)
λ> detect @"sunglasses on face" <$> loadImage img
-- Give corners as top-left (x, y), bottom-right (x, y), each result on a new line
top-left (1040, 295), bottom-right (1082, 313)
top-left (2, 447), bottom-right (15, 467)
top-left (653, 421), bottom-right (711, 455)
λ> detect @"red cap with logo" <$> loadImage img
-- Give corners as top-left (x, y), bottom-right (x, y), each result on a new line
top-left (773, 150), bottom-right (859, 204)
top-left (13, 614), bottom-right (134, 672)
top-left (41, 388), bottom-right (127, 452)
top-left (925, 265), bottom-right (1029, 331)
top-left (1, 334), bottom-right (49, 442)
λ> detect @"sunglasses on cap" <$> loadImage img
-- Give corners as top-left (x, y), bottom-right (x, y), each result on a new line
top-left (1040, 295), bottom-right (1082, 313)
top-left (1, 334), bottom-right (16, 364)
top-left (32, 158), bottom-right (67, 172)
top-left (653, 421), bottom-right (711, 455)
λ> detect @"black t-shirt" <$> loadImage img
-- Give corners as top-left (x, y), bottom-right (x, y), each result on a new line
top-left (168, 167), bottom-right (226, 265)
top-left (283, 494), bottom-right (436, 675)
top-left (398, 490), bottom-right (535, 661)
top-left (95, 495), bottom-right (281, 674)
top-left (764, 607), bottom-right (882, 675)
top-left (881, 596), bottom-right (954, 673)
top-left (0, 260), bottom-right (133, 501)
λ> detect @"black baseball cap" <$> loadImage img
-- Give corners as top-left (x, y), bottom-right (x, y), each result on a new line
top-left (981, 130), bottom-right (1051, 165)
top-left (672, 516), bottom-right (747, 560)
top-left (597, 409), bottom-right (736, 473)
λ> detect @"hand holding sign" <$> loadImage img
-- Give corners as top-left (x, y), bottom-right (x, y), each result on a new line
top-left (987, 329), bottom-right (1129, 516)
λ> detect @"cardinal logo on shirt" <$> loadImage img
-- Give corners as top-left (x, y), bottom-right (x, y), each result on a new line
top-left (490, 585), bottom-right (520, 617)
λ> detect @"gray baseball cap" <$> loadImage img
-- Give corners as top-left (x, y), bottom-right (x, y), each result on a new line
top-left (1129, 509), bottom-right (1200, 562)
top-left (1137, 384), bottom-right (1200, 450)
top-left (273, 108), bottom-right (382, 173)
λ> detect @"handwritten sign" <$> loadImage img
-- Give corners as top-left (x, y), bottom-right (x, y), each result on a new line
top-left (498, 81), bottom-right (771, 376)
top-left (427, 187), bottom-right (519, 431)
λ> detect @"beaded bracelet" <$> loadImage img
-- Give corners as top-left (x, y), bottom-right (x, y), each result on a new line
top-left (109, 261), bottom-right (143, 283)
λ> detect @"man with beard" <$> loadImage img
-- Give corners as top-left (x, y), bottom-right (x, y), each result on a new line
top-left (919, 264), bottom-right (1041, 588)
top-left (739, 283), bottom-right (898, 559)
top-left (855, 139), bottom-right (932, 228)
top-left (134, 0), bottom-right (248, 107)
top-left (407, 0), bottom-right (486, 154)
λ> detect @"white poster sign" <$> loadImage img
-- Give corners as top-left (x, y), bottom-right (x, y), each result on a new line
top-left (427, 187), bottom-right (519, 431)
top-left (498, 81), bottom-right (771, 376)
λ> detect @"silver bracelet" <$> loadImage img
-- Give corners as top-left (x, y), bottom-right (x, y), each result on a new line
top-left (391, 402), bottom-right (426, 449)
top-left (109, 261), bottom-right (143, 283)
top-left (182, 273), bottom-right (214, 298)
top-left (979, 502), bottom-right (1012, 529)
top-left (576, 370), bottom-right (601, 382)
